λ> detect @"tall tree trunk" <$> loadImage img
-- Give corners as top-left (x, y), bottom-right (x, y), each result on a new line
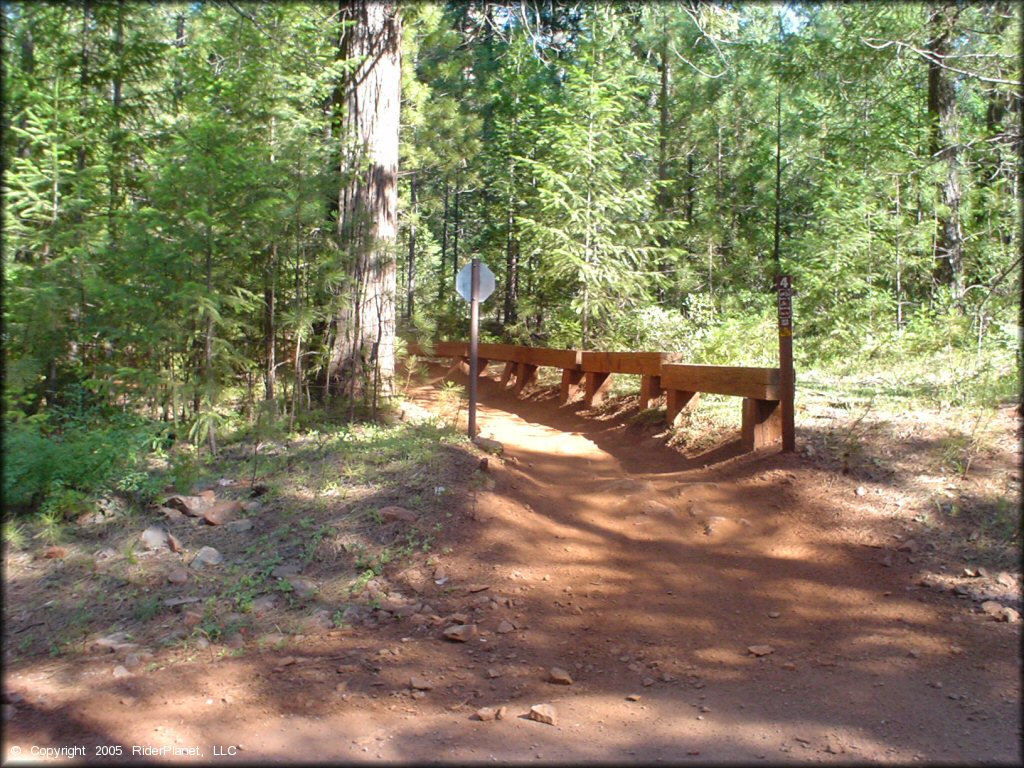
top-left (328, 0), bottom-right (402, 406)
top-left (173, 13), bottom-right (185, 114)
top-left (655, 37), bottom-right (672, 302)
top-left (77, 1), bottom-right (91, 174)
top-left (438, 177), bottom-right (449, 303)
top-left (406, 175), bottom-right (416, 320)
top-left (452, 170), bottom-right (461, 286)
top-left (203, 216), bottom-right (217, 454)
top-left (264, 243), bottom-right (277, 404)
top-left (108, 0), bottom-right (125, 245)
top-left (504, 150), bottom-right (519, 326)
top-left (927, 3), bottom-right (965, 308)
top-left (504, 207), bottom-right (519, 326)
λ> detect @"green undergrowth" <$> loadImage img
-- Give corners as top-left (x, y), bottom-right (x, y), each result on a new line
top-left (4, 410), bottom-right (478, 661)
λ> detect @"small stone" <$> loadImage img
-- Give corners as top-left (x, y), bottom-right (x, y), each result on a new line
top-left (164, 495), bottom-right (211, 517)
top-left (379, 506), bottom-right (417, 524)
top-left (548, 667), bottom-right (573, 685)
top-left (225, 519), bottom-right (254, 533)
top-left (203, 500), bottom-right (242, 526)
top-left (626, 694), bottom-right (641, 702)
top-left (496, 620), bottom-right (516, 634)
top-left (855, 486), bottom-right (867, 497)
top-left (896, 539), bottom-right (918, 553)
top-left (141, 526), bottom-right (170, 551)
top-left (123, 654), bottom-right (141, 669)
top-left (486, 668), bottom-right (502, 679)
top-left (167, 567), bottom-right (188, 585)
top-left (1000, 607), bottom-right (1020, 623)
top-left (443, 624), bottom-right (478, 643)
top-left (781, 662), bottom-right (797, 671)
top-left (997, 572), bottom-right (1016, 588)
top-left (528, 704), bottom-right (556, 725)
top-left (476, 707), bottom-right (499, 721)
top-left (112, 665), bottom-right (132, 678)
top-left (748, 645), bottom-right (775, 657)
top-left (286, 577), bottom-right (318, 598)
top-left (271, 564), bottom-right (302, 579)
top-left (981, 601), bottom-right (1004, 617)
top-left (641, 676), bottom-right (656, 687)
top-left (159, 506), bottom-right (184, 522)
top-left (190, 546), bottom-right (223, 568)
top-left (94, 632), bottom-right (134, 652)
top-left (767, 611), bottom-right (781, 619)
top-left (410, 676), bottom-right (434, 691)
top-left (164, 596), bottom-right (202, 608)
top-left (963, 567), bottom-right (978, 577)
top-left (43, 545), bottom-right (68, 559)
top-left (473, 436), bottom-right (504, 455)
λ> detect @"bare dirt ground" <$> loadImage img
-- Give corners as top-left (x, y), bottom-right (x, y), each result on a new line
top-left (4, 364), bottom-right (1022, 765)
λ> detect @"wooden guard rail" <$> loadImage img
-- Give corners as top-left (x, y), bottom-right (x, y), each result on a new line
top-left (407, 341), bottom-right (786, 451)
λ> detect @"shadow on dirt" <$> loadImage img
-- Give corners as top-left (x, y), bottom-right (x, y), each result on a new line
top-left (4, 367), bottom-right (1020, 764)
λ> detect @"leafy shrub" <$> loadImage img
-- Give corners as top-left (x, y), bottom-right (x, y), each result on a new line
top-left (2, 415), bottom-right (164, 514)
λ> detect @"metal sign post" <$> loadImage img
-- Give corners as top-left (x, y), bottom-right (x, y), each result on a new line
top-left (456, 260), bottom-right (496, 439)
top-left (468, 259), bottom-right (480, 439)
top-left (776, 275), bottom-right (796, 452)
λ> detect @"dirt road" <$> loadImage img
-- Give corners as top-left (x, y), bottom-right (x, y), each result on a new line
top-left (4, 372), bottom-right (1021, 764)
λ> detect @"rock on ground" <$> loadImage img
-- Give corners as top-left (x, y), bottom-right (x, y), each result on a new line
top-left (190, 546), bottom-right (223, 569)
top-left (548, 667), bottom-right (573, 685)
top-left (379, 506), bottom-right (418, 524)
top-left (203, 500), bottom-right (242, 526)
top-left (528, 704), bottom-right (556, 725)
top-left (443, 624), bottom-right (478, 642)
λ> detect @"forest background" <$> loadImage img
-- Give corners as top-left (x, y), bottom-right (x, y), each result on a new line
top-left (2, 1), bottom-right (1020, 522)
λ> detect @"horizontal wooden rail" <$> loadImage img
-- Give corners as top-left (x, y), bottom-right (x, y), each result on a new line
top-left (660, 363), bottom-right (780, 401)
top-left (410, 341), bottom-right (578, 368)
top-left (404, 340), bottom-right (788, 452)
top-left (579, 351), bottom-right (678, 375)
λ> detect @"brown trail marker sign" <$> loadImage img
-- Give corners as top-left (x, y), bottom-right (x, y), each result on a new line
top-left (456, 259), bottom-right (496, 438)
top-left (776, 274), bottom-right (796, 452)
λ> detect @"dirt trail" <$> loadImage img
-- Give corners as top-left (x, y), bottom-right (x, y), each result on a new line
top-left (4, 372), bottom-right (1021, 764)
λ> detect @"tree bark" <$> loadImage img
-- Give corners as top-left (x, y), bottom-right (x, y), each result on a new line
top-left (328, 0), bottom-right (402, 406)
top-left (655, 38), bottom-right (672, 302)
top-left (264, 243), bottom-right (277, 404)
top-left (406, 175), bottom-right (416, 320)
top-left (927, 3), bottom-right (965, 307)
top-left (438, 177), bottom-right (449, 303)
